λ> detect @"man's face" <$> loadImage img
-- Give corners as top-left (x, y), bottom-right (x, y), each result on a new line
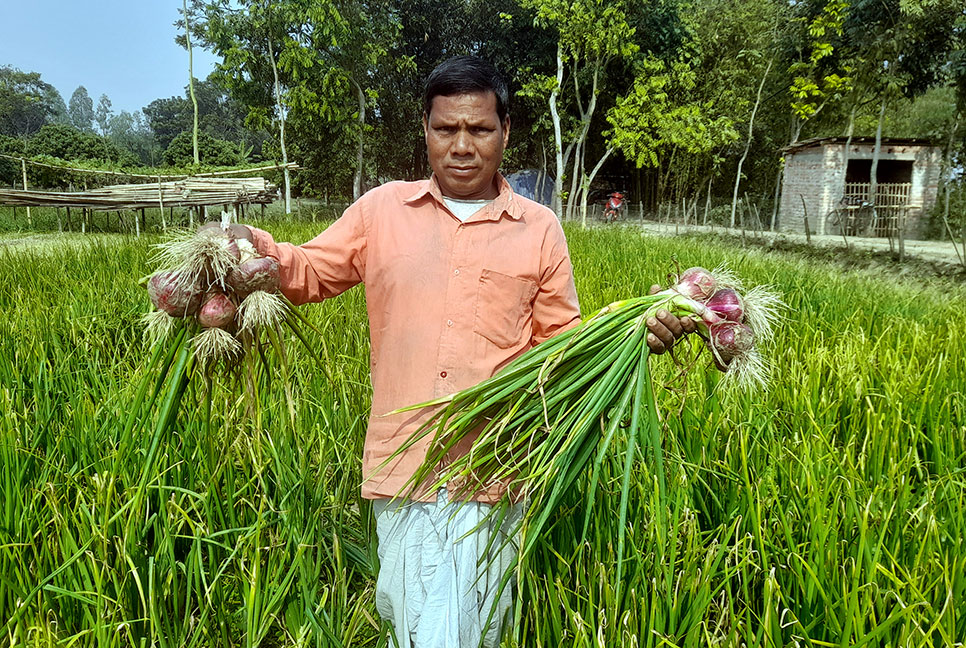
top-left (423, 91), bottom-right (510, 200)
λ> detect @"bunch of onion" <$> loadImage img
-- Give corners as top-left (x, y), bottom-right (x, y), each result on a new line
top-left (133, 225), bottom-right (324, 461)
top-left (141, 225), bottom-right (302, 366)
top-left (109, 226), bottom-right (325, 554)
top-left (389, 266), bottom-right (782, 598)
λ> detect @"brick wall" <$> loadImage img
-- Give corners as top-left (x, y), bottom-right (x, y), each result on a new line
top-left (777, 148), bottom-right (827, 234)
top-left (778, 141), bottom-right (942, 239)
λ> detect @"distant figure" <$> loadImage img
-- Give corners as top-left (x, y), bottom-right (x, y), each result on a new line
top-left (603, 191), bottom-right (625, 222)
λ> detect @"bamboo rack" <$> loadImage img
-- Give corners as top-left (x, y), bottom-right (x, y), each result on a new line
top-left (0, 177), bottom-right (278, 211)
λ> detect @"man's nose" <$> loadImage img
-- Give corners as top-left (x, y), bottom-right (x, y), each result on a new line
top-left (452, 129), bottom-right (472, 155)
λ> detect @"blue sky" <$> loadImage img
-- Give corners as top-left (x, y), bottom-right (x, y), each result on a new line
top-left (1, 1), bottom-right (221, 115)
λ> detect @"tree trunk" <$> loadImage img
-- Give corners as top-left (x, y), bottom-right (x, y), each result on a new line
top-left (942, 113), bottom-right (963, 263)
top-left (567, 140), bottom-right (582, 221)
top-left (267, 25), bottom-right (291, 214)
top-left (184, 0), bottom-right (199, 165)
top-left (730, 57), bottom-right (772, 229)
top-left (353, 80), bottom-right (365, 201)
top-left (703, 175), bottom-right (712, 226)
top-left (790, 115), bottom-right (803, 145)
top-left (581, 148), bottom-right (613, 228)
top-left (550, 43), bottom-right (565, 218)
top-left (21, 158), bottom-right (31, 228)
top-left (770, 164), bottom-right (783, 232)
top-left (828, 103), bottom-right (859, 236)
top-left (867, 96), bottom-right (887, 233)
top-left (566, 63), bottom-right (600, 221)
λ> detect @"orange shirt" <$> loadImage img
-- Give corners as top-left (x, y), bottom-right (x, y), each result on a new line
top-left (250, 174), bottom-right (581, 502)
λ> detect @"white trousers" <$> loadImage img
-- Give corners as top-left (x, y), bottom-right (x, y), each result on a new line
top-left (372, 489), bottom-right (523, 648)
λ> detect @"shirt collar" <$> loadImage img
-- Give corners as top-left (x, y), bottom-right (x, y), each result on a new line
top-left (402, 173), bottom-right (524, 222)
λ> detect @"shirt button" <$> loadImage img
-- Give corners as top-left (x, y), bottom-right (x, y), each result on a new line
top-left (454, 268), bottom-right (460, 275)
top-left (447, 319), bottom-right (453, 327)
top-left (440, 371), bottom-right (447, 378)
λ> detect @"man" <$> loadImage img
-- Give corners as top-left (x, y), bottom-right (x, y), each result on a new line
top-left (227, 56), bottom-right (693, 647)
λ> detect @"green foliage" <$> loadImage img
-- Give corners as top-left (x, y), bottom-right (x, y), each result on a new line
top-left (523, 0), bottom-right (638, 62)
top-left (93, 94), bottom-right (113, 136)
top-left (67, 85), bottom-right (94, 133)
top-left (0, 134), bottom-right (25, 184)
top-left (607, 58), bottom-right (739, 168)
top-left (142, 75), bottom-right (265, 156)
top-left (13, 124), bottom-right (137, 188)
top-left (105, 109), bottom-right (161, 166)
top-left (788, 0), bottom-right (852, 124)
top-left (25, 123), bottom-right (134, 165)
top-left (882, 85), bottom-right (960, 140)
top-left (0, 66), bottom-right (67, 138)
top-left (162, 130), bottom-right (246, 167)
top-left (6, 0), bottom-right (962, 209)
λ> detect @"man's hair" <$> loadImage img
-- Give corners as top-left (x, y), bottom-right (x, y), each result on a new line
top-left (423, 56), bottom-right (509, 123)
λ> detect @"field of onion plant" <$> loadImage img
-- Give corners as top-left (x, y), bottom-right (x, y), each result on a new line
top-left (1, 219), bottom-right (964, 647)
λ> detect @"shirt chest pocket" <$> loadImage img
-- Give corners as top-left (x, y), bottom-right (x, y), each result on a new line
top-left (474, 269), bottom-right (539, 349)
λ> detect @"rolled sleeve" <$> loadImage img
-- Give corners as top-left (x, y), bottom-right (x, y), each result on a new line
top-left (250, 201), bottom-right (369, 305)
top-left (530, 222), bottom-right (581, 345)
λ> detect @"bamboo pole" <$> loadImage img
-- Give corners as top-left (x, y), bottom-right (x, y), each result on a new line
top-left (0, 177), bottom-right (277, 210)
top-left (898, 207), bottom-right (905, 262)
top-left (800, 194), bottom-right (812, 246)
top-left (0, 153), bottom-right (298, 179)
top-left (184, 0), bottom-right (199, 165)
top-left (158, 176), bottom-right (166, 231)
top-left (21, 159), bottom-right (31, 228)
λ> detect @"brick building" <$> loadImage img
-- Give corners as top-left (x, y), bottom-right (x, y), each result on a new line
top-left (777, 137), bottom-right (942, 239)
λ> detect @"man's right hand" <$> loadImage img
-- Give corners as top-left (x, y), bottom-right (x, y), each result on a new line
top-left (199, 221), bottom-right (254, 245)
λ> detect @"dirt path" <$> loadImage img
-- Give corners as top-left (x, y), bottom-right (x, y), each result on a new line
top-left (624, 221), bottom-right (964, 267)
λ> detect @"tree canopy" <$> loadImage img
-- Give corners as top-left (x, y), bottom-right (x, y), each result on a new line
top-left (0, 0), bottom-right (963, 218)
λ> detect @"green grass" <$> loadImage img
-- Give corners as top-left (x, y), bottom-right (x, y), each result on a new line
top-left (1, 220), bottom-right (963, 647)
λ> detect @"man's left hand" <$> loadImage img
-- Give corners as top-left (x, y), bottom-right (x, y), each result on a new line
top-left (645, 284), bottom-right (696, 355)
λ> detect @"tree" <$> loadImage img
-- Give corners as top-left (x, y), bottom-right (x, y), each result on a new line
top-left (143, 76), bottom-right (265, 155)
top-left (68, 86), bottom-right (94, 132)
top-left (787, 0), bottom-right (852, 144)
top-left (163, 130), bottom-right (244, 166)
top-left (607, 58), bottom-right (739, 195)
top-left (0, 66), bottom-right (67, 138)
top-left (519, 0), bottom-right (637, 220)
top-left (0, 134), bottom-right (26, 184)
top-left (843, 0), bottom-right (962, 206)
top-left (195, 0), bottom-right (401, 206)
top-left (94, 94), bottom-right (113, 136)
top-left (107, 110), bottom-right (162, 165)
top-left (143, 95), bottom-right (192, 150)
top-left (23, 123), bottom-right (137, 187)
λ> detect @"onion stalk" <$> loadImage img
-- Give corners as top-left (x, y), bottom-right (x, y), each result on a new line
top-left (388, 267), bottom-right (782, 598)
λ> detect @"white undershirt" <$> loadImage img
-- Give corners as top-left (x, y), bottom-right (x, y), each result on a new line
top-left (442, 197), bottom-right (493, 222)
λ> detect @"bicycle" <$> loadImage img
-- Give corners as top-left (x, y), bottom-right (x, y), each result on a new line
top-left (825, 196), bottom-right (876, 238)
